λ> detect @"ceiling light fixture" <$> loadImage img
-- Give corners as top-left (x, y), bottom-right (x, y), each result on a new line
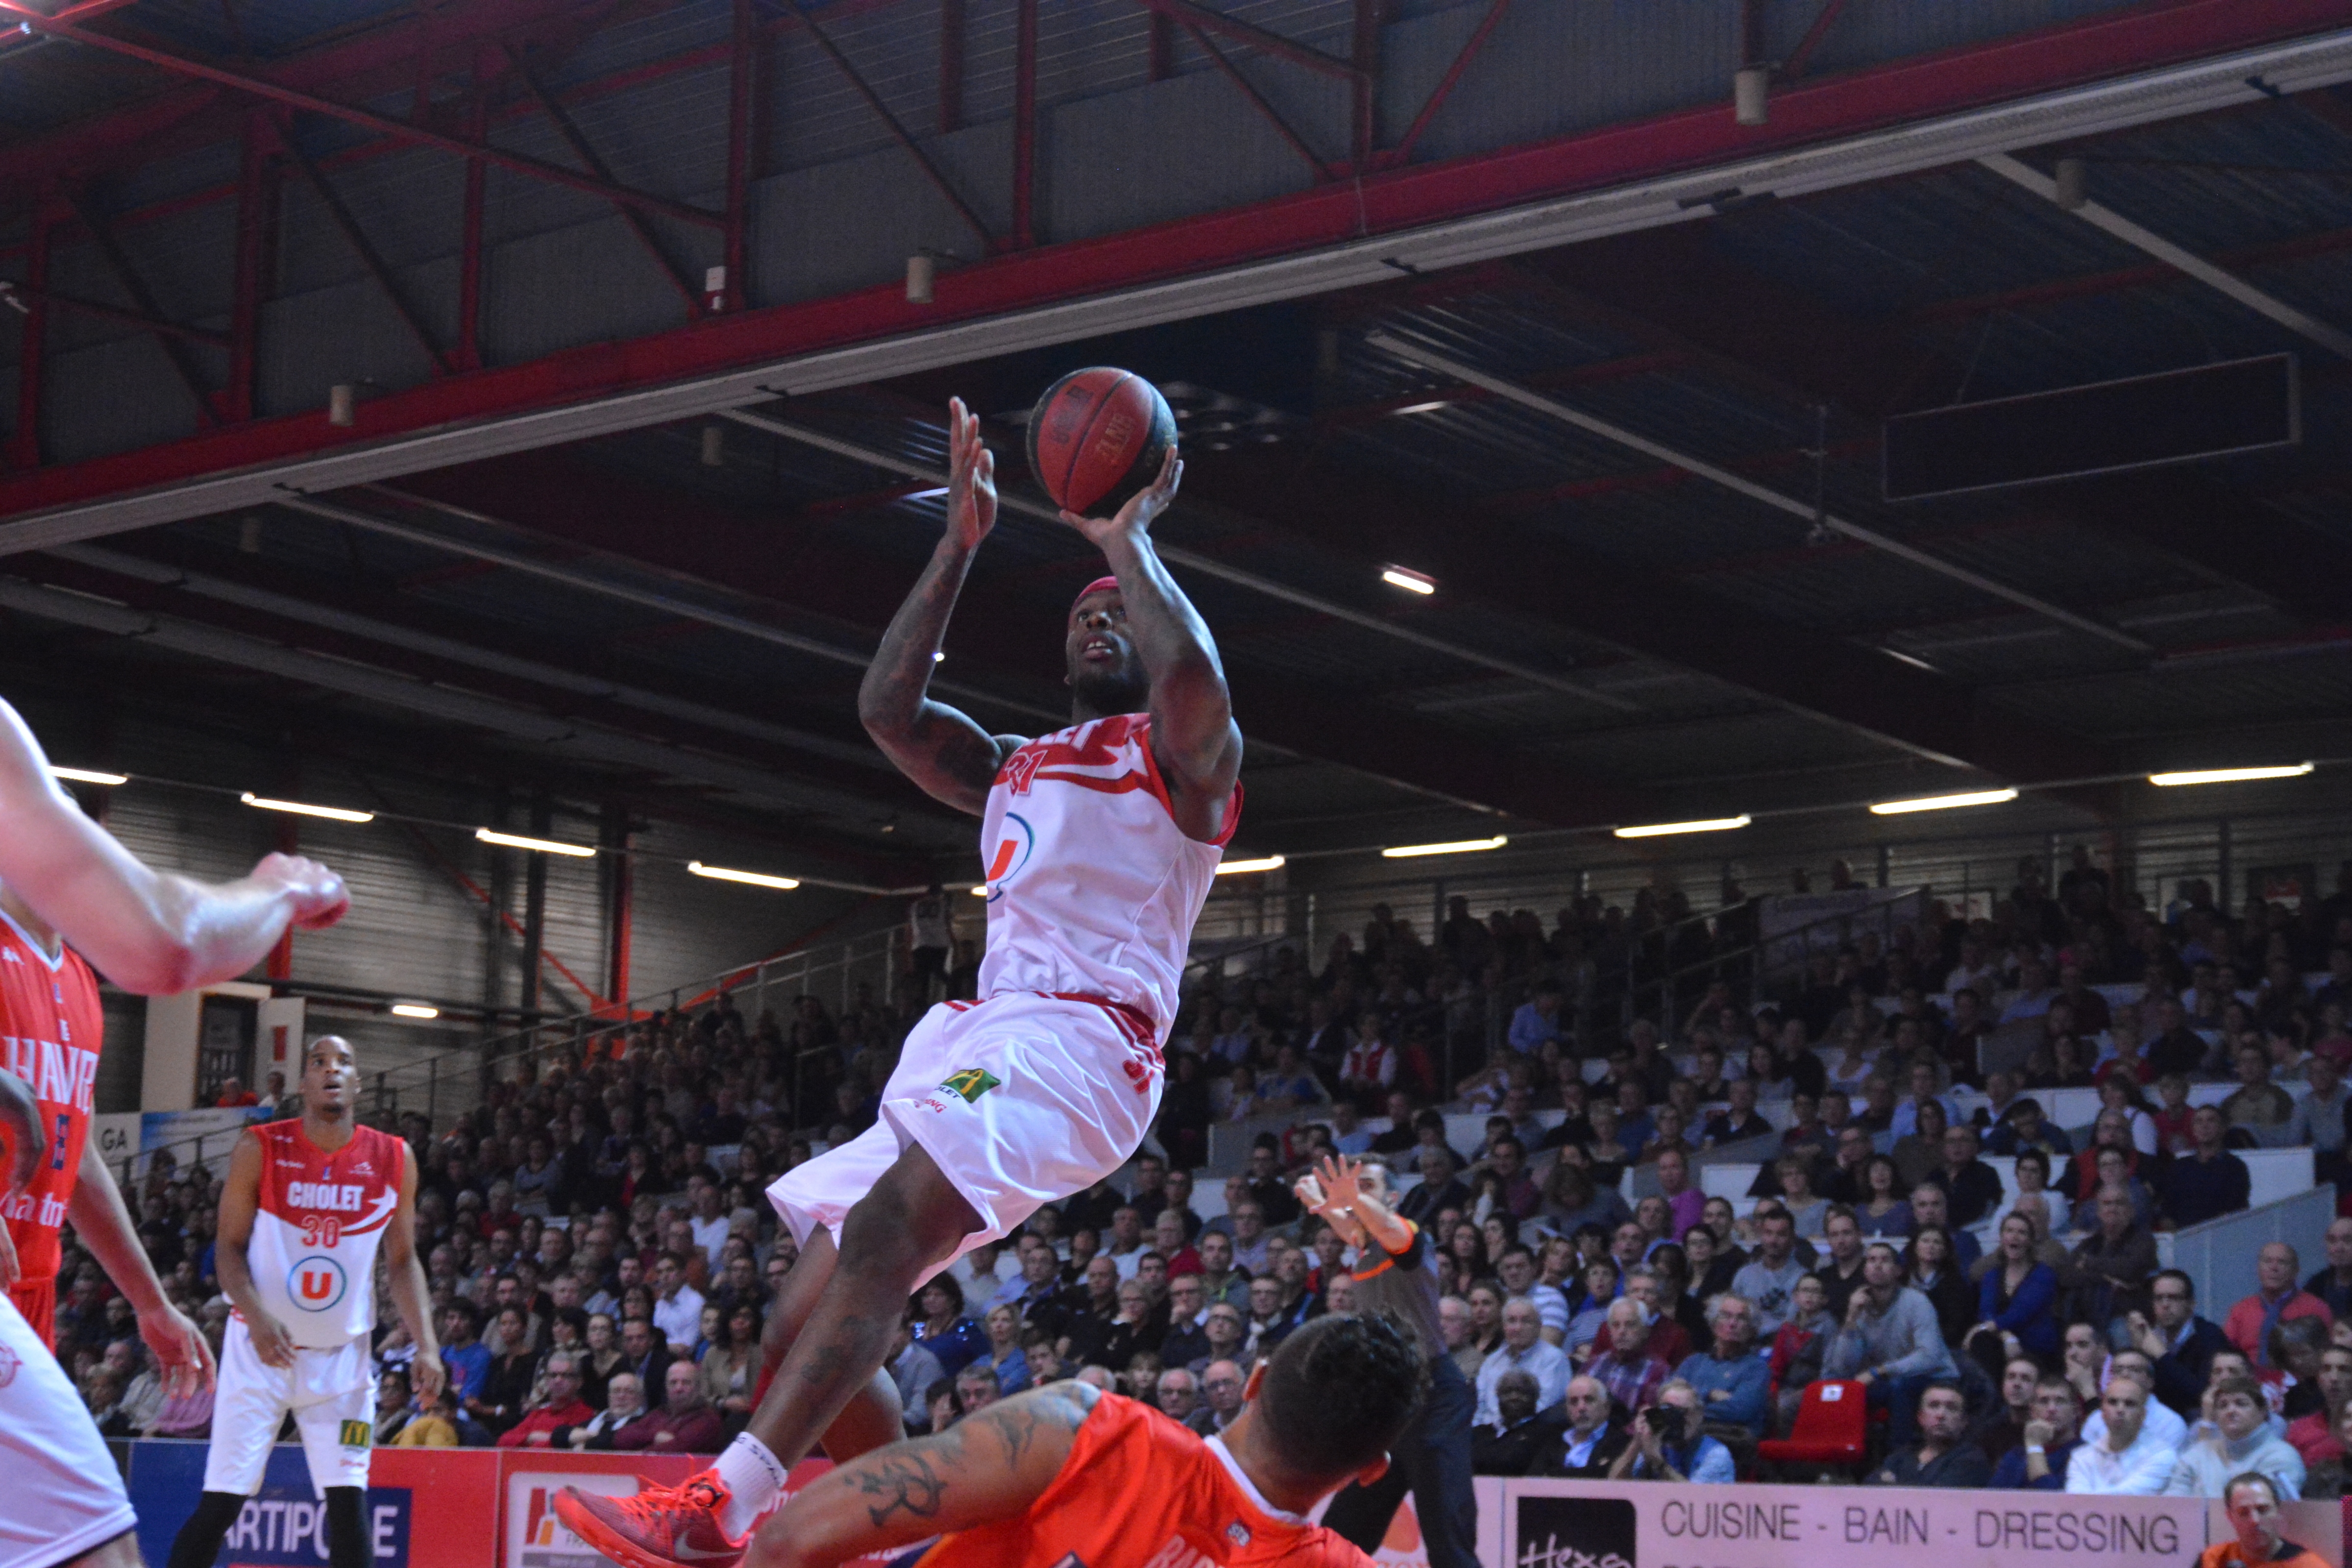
top-left (50, 765), bottom-right (127, 786)
top-left (2148, 762), bottom-right (2314, 787)
top-left (1613, 815), bottom-right (1751, 839)
top-left (475, 827), bottom-right (596, 857)
top-left (1381, 836), bottom-right (1507, 858)
top-left (1215, 856), bottom-right (1287, 875)
top-left (1392, 400), bottom-right (1448, 416)
top-left (390, 1004), bottom-right (440, 1019)
top-left (1868, 787), bottom-right (2019, 816)
top-left (1381, 566), bottom-right (1436, 595)
top-left (241, 792), bottom-right (375, 824)
top-left (969, 883), bottom-right (989, 896)
top-left (688, 860), bottom-right (801, 890)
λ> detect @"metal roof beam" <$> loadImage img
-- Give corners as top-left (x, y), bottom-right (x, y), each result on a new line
top-left (7, 3), bottom-right (2352, 538)
top-left (3, 5), bottom-right (725, 230)
top-left (1366, 331), bottom-right (2151, 655)
top-left (1977, 151), bottom-right (2352, 360)
top-left (1533, 222), bottom-right (2352, 631)
top-left (381, 448), bottom-right (1649, 827)
top-left (1176, 444), bottom-right (2122, 794)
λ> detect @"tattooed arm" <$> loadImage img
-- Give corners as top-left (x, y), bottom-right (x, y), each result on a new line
top-left (744, 1380), bottom-right (1100, 1568)
top-left (857, 398), bottom-right (1026, 815)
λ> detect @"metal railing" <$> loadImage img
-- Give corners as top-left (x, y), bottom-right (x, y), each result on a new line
top-left (113, 919), bottom-right (917, 1183)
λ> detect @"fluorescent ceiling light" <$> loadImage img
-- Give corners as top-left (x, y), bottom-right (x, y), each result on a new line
top-left (50, 765), bottom-right (127, 786)
top-left (2148, 762), bottom-right (2314, 787)
top-left (688, 860), bottom-right (801, 890)
top-left (1216, 856), bottom-right (1286, 875)
top-left (969, 883), bottom-right (989, 896)
top-left (904, 487), bottom-right (950, 501)
top-left (475, 826), bottom-right (596, 857)
top-left (1392, 400), bottom-right (1449, 416)
top-left (241, 791), bottom-right (375, 824)
top-left (1381, 836), bottom-right (1507, 858)
top-left (1613, 815), bottom-right (1751, 839)
top-left (1381, 567), bottom-right (1436, 595)
top-left (1869, 787), bottom-right (2018, 816)
top-left (390, 1004), bottom-right (440, 1019)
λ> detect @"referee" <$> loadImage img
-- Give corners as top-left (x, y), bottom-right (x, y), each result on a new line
top-left (1299, 1153), bottom-right (1478, 1568)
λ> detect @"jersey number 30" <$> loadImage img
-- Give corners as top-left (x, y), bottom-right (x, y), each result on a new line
top-left (300, 1214), bottom-right (344, 1248)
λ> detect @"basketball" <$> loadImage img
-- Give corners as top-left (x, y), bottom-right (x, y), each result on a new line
top-left (1025, 367), bottom-right (1177, 519)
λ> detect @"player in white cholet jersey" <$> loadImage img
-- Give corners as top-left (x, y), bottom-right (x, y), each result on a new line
top-left (166, 1036), bottom-right (441, 1568)
top-left (560, 398), bottom-right (1244, 1568)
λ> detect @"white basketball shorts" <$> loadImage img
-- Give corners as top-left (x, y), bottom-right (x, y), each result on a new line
top-left (204, 1315), bottom-right (374, 1497)
top-left (0, 1294), bottom-right (137, 1568)
top-left (766, 992), bottom-right (1164, 1283)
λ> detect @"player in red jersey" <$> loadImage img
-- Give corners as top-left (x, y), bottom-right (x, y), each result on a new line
top-left (744, 1312), bottom-right (1424, 1568)
top-left (0, 880), bottom-right (198, 1364)
top-left (559, 400), bottom-right (1242, 1568)
top-left (0, 696), bottom-right (349, 1568)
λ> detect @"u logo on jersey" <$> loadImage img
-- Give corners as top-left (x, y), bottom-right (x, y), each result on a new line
top-left (982, 813), bottom-right (1034, 903)
top-left (288, 1255), bottom-right (348, 1311)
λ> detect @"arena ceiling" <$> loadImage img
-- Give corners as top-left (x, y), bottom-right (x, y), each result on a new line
top-left (3, 0), bottom-right (2351, 886)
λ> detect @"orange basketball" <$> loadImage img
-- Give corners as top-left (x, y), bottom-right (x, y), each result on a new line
top-left (1025, 367), bottom-right (1177, 518)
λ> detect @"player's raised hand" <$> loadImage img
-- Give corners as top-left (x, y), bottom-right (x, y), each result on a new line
top-left (1315, 1154), bottom-right (1364, 1214)
top-left (252, 852), bottom-right (349, 931)
top-left (1060, 445), bottom-right (1179, 549)
top-left (946, 397), bottom-right (998, 552)
top-left (245, 1309), bottom-right (297, 1371)
top-left (143, 1299), bottom-right (219, 1398)
top-left (1292, 1173), bottom-right (1326, 1215)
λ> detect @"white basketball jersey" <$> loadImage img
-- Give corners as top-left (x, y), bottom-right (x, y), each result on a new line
top-left (977, 712), bottom-right (1237, 1038)
top-left (244, 1121), bottom-right (403, 1348)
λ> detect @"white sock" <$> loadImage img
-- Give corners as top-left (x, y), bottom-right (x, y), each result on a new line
top-left (713, 1433), bottom-right (789, 1540)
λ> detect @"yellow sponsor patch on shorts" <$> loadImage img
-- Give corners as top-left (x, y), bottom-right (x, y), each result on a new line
top-left (339, 1419), bottom-right (371, 1449)
top-left (939, 1068), bottom-right (1003, 1103)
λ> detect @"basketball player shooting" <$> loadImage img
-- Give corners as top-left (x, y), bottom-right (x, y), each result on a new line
top-left (558, 394), bottom-right (1243, 1568)
top-left (165, 1034), bottom-right (440, 1568)
top-left (0, 696), bottom-right (349, 1568)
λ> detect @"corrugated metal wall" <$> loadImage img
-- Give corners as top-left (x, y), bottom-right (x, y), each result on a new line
top-left (5, 691), bottom-right (889, 1118)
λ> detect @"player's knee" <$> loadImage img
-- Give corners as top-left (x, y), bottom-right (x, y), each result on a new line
top-left (845, 1153), bottom-right (978, 1264)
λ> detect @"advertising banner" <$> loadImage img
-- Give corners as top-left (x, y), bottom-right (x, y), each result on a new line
top-left (128, 1441), bottom-right (498, 1568)
top-left (1496, 1480), bottom-right (2345, 1568)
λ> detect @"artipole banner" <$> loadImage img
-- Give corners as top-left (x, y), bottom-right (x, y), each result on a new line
top-left (1494, 1479), bottom-right (2347, 1568)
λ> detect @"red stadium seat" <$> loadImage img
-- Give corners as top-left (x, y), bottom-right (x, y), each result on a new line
top-left (1757, 1379), bottom-right (1867, 1470)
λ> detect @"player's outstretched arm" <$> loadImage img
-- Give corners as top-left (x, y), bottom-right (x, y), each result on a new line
top-left (1058, 452), bottom-right (1242, 826)
top-left (0, 698), bottom-right (349, 993)
top-left (857, 399), bottom-right (1025, 815)
top-left (69, 1139), bottom-right (215, 1396)
top-left (744, 1380), bottom-right (1100, 1568)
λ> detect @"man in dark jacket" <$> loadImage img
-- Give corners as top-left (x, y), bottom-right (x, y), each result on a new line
top-left (1471, 1370), bottom-right (1562, 1476)
top-left (2058, 1186), bottom-right (2160, 1326)
top-left (1865, 1380), bottom-right (1991, 1488)
top-left (1531, 1375), bottom-right (1630, 1479)
top-left (2129, 1268), bottom-right (2234, 1419)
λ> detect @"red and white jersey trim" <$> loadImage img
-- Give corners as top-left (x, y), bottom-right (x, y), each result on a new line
top-left (977, 713), bottom-right (1236, 1039)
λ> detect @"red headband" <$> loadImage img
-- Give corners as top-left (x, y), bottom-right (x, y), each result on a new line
top-left (1072, 576), bottom-right (1122, 613)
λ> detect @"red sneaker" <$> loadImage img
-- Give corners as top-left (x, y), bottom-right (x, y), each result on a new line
top-left (554, 1473), bottom-right (746, 1568)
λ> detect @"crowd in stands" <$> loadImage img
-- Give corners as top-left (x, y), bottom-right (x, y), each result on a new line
top-left (42, 848), bottom-right (2352, 1502)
